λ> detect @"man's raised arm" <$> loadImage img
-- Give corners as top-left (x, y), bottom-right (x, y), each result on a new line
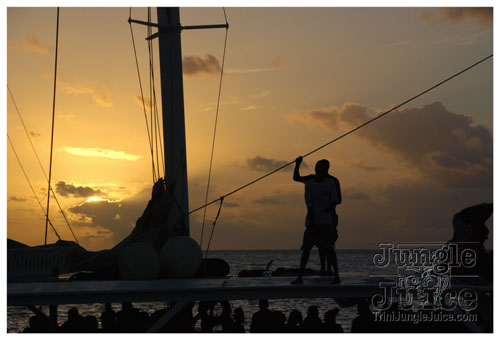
top-left (293, 156), bottom-right (306, 183)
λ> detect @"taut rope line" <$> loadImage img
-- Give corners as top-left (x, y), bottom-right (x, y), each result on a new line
top-left (200, 7), bottom-right (229, 250)
top-left (45, 7), bottom-right (60, 245)
top-left (188, 53), bottom-right (493, 217)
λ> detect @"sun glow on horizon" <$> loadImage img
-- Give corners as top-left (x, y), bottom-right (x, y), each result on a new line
top-left (61, 146), bottom-right (141, 161)
top-left (86, 196), bottom-right (104, 202)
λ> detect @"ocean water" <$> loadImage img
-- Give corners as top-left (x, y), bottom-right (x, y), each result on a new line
top-left (7, 249), bottom-right (378, 333)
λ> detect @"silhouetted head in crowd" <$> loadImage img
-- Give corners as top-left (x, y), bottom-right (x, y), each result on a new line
top-left (234, 308), bottom-right (245, 324)
top-left (307, 305), bottom-right (319, 319)
top-left (258, 299), bottom-right (269, 311)
top-left (84, 315), bottom-right (98, 332)
top-left (325, 308), bottom-right (339, 324)
top-left (122, 302), bottom-right (133, 310)
top-left (288, 309), bottom-right (303, 326)
top-left (357, 299), bottom-right (371, 316)
top-left (272, 310), bottom-right (286, 329)
top-left (100, 310), bottom-right (116, 330)
top-left (28, 316), bottom-right (38, 329)
top-left (27, 315), bottom-right (49, 332)
top-left (68, 307), bottom-right (79, 320)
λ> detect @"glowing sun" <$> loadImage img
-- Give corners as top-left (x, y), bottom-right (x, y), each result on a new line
top-left (87, 196), bottom-right (104, 202)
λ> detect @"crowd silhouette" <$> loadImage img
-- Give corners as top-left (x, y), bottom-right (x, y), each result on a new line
top-left (23, 297), bottom-right (474, 333)
top-left (23, 299), bottom-right (346, 333)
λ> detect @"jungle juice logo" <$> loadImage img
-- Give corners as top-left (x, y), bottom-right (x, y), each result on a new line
top-left (371, 243), bottom-right (478, 313)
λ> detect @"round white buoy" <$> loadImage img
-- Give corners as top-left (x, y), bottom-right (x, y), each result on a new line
top-left (160, 236), bottom-right (202, 278)
top-left (118, 242), bottom-right (161, 280)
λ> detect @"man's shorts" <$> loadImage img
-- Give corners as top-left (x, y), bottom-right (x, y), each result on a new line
top-left (301, 224), bottom-right (338, 250)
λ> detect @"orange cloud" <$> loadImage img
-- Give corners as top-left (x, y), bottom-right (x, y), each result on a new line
top-left (226, 58), bottom-right (284, 75)
top-left (61, 146), bottom-right (141, 161)
top-left (351, 161), bottom-right (384, 172)
top-left (421, 8), bottom-right (492, 25)
top-left (57, 113), bottom-right (76, 120)
top-left (9, 36), bottom-right (50, 54)
top-left (58, 81), bottom-right (113, 107)
top-left (133, 95), bottom-right (153, 110)
top-left (59, 82), bottom-right (94, 94)
top-left (241, 105), bottom-right (257, 111)
top-left (91, 91), bottom-right (113, 107)
top-left (272, 57), bottom-right (284, 68)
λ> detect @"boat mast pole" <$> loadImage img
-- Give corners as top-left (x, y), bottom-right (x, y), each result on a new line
top-left (157, 7), bottom-right (190, 236)
top-left (45, 7), bottom-right (60, 245)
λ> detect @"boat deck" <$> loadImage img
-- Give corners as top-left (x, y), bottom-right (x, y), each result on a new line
top-left (7, 275), bottom-right (492, 306)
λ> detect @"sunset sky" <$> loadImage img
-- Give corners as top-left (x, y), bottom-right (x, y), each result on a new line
top-left (5, 6), bottom-right (493, 251)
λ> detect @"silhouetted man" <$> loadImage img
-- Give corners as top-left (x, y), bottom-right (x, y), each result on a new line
top-left (230, 307), bottom-right (246, 332)
top-left (292, 157), bottom-right (341, 284)
top-left (300, 305), bottom-right (325, 332)
top-left (351, 299), bottom-right (376, 333)
top-left (449, 202), bottom-right (493, 279)
top-left (324, 308), bottom-right (343, 332)
top-left (60, 307), bottom-right (85, 332)
top-left (250, 299), bottom-right (274, 332)
top-left (285, 309), bottom-right (303, 332)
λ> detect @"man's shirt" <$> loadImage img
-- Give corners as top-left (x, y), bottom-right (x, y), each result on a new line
top-left (304, 177), bottom-right (339, 227)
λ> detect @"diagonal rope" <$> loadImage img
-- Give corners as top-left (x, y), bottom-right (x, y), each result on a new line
top-left (8, 134), bottom-right (61, 241)
top-left (188, 53), bottom-right (493, 217)
top-left (8, 84), bottom-right (79, 244)
top-left (204, 197), bottom-right (224, 258)
top-left (199, 7), bottom-right (229, 249)
top-left (45, 7), bottom-right (60, 246)
top-left (129, 7), bottom-right (156, 183)
top-left (8, 85), bottom-right (49, 181)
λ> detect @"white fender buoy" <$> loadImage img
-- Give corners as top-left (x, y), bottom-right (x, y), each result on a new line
top-left (118, 242), bottom-right (161, 280)
top-left (160, 236), bottom-right (202, 278)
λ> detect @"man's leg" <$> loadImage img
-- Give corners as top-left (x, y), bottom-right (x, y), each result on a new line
top-left (325, 247), bottom-right (334, 275)
top-left (330, 247), bottom-right (340, 284)
top-left (319, 248), bottom-right (326, 274)
top-left (329, 224), bottom-right (340, 282)
top-left (292, 249), bottom-right (310, 284)
top-left (300, 249), bottom-right (311, 275)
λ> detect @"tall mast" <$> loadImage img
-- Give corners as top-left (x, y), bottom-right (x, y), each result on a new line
top-left (157, 7), bottom-right (190, 236)
top-left (128, 8), bottom-right (227, 238)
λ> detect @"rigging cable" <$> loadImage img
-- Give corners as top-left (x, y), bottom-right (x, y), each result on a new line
top-left (200, 7), bottom-right (229, 250)
top-left (204, 196), bottom-right (224, 258)
top-left (147, 8), bottom-right (158, 181)
top-left (188, 53), bottom-right (494, 217)
top-left (45, 7), bottom-right (60, 246)
top-left (147, 7), bottom-right (164, 180)
top-left (8, 85), bottom-right (79, 244)
top-left (8, 134), bottom-right (62, 241)
top-left (152, 78), bottom-right (165, 179)
top-left (149, 15), bottom-right (165, 180)
top-left (153, 69), bottom-right (165, 179)
top-left (129, 7), bottom-right (156, 183)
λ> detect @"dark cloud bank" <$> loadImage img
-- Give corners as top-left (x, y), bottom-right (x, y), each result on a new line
top-left (294, 101), bottom-right (492, 247)
top-left (68, 187), bottom-right (151, 245)
top-left (56, 181), bottom-right (104, 198)
top-left (67, 101), bottom-right (492, 249)
top-left (246, 156), bottom-right (309, 173)
top-left (183, 54), bottom-right (221, 77)
top-left (298, 101), bottom-right (492, 188)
